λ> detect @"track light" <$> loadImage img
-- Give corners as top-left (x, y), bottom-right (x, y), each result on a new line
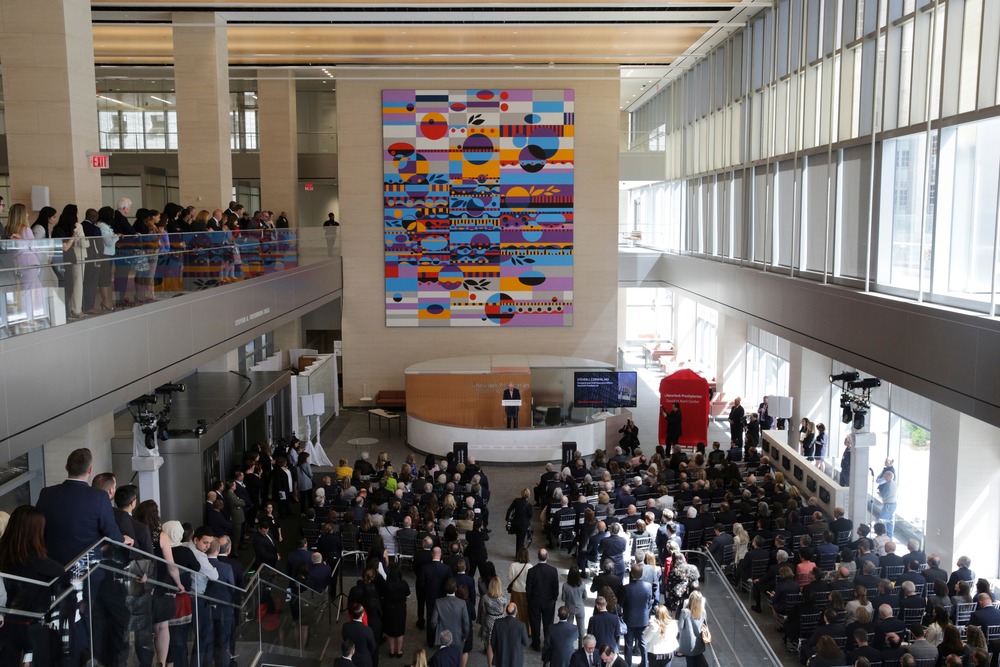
top-left (830, 371), bottom-right (860, 384)
top-left (849, 377), bottom-right (882, 390)
top-left (852, 409), bottom-right (867, 431)
top-left (842, 405), bottom-right (853, 424)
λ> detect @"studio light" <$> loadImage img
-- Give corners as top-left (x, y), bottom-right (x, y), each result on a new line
top-left (830, 371), bottom-right (860, 384)
top-left (842, 405), bottom-right (853, 424)
top-left (852, 408), bottom-right (867, 431)
top-left (849, 377), bottom-right (882, 390)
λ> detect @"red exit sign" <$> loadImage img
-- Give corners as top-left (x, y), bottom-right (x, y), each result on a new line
top-left (90, 154), bottom-right (110, 169)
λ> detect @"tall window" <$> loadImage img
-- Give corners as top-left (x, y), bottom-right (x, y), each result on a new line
top-left (695, 304), bottom-right (718, 367)
top-left (625, 288), bottom-right (672, 341)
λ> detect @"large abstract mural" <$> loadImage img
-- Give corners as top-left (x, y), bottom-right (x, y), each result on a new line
top-left (383, 89), bottom-right (574, 327)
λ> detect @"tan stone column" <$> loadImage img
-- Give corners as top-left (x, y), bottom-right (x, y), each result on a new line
top-left (258, 69), bottom-right (299, 224)
top-left (173, 12), bottom-right (232, 208)
top-left (0, 0), bottom-right (102, 211)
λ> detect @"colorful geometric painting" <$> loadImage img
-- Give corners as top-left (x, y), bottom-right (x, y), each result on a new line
top-left (383, 89), bottom-right (574, 327)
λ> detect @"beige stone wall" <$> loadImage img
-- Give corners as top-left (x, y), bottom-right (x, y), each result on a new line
top-left (258, 69), bottom-right (299, 223)
top-left (338, 67), bottom-right (620, 404)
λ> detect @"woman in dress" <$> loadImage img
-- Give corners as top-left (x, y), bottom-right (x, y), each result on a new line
top-left (561, 566), bottom-right (587, 643)
top-left (799, 420), bottom-right (815, 459)
top-left (382, 564), bottom-right (410, 658)
top-left (480, 576), bottom-right (507, 667)
top-left (506, 548), bottom-right (532, 636)
top-left (813, 424), bottom-right (827, 468)
top-left (643, 605), bottom-right (679, 667)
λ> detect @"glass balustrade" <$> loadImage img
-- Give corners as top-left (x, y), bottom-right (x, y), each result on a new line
top-left (0, 227), bottom-right (338, 339)
top-left (0, 536), bottom-right (339, 667)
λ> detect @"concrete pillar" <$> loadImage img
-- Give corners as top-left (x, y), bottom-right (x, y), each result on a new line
top-left (173, 12), bottom-right (232, 208)
top-left (717, 312), bottom-right (746, 397)
top-left (258, 69), bottom-right (299, 224)
top-left (925, 404), bottom-right (1000, 577)
top-left (0, 0), bottom-right (102, 211)
top-left (42, 413), bottom-right (115, 487)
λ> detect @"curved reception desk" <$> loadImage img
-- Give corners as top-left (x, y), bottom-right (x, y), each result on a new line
top-left (404, 355), bottom-right (628, 464)
top-left (407, 415), bottom-right (612, 464)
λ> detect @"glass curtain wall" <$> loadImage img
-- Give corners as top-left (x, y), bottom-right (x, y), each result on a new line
top-left (624, 288), bottom-right (673, 342)
top-left (744, 326), bottom-right (790, 406)
top-left (626, 0), bottom-right (1000, 317)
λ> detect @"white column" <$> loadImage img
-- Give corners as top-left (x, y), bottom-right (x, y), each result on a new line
top-left (258, 69), bottom-right (299, 223)
top-left (0, 0), bottom-right (102, 211)
top-left (173, 12), bottom-right (233, 208)
top-left (717, 312), bottom-right (746, 396)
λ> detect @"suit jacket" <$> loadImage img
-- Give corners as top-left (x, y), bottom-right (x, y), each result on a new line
top-left (432, 595), bottom-right (471, 647)
top-left (252, 531), bottom-right (279, 566)
top-left (874, 617), bottom-right (906, 649)
top-left (599, 535), bottom-right (628, 577)
top-left (206, 557), bottom-right (236, 607)
top-left (36, 479), bottom-right (124, 565)
top-left (225, 490), bottom-right (246, 524)
top-left (526, 562), bottom-right (560, 606)
top-left (947, 566), bottom-right (975, 592)
top-left (707, 531), bottom-right (734, 565)
top-left (879, 553), bottom-right (905, 572)
top-left (334, 658), bottom-right (354, 667)
top-left (569, 647), bottom-right (599, 667)
top-left (544, 620), bottom-right (579, 667)
top-left (587, 610), bottom-right (621, 650)
top-left (429, 645), bottom-right (462, 667)
top-left (419, 560), bottom-right (452, 603)
top-left (343, 620), bottom-right (377, 667)
top-left (490, 616), bottom-right (529, 667)
top-left (907, 638), bottom-right (939, 661)
top-left (287, 548), bottom-right (312, 578)
top-left (969, 604), bottom-right (1000, 638)
top-left (503, 388), bottom-right (521, 401)
top-left (207, 508), bottom-right (233, 538)
top-left (620, 580), bottom-right (653, 627)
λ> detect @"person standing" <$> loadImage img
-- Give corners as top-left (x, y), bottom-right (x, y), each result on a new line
top-left (544, 607), bottom-right (579, 667)
top-left (343, 604), bottom-right (378, 667)
top-left (503, 383), bottom-right (521, 429)
top-left (663, 402), bottom-right (682, 448)
top-left (876, 464), bottom-right (898, 539)
top-left (505, 489), bottom-right (533, 555)
top-left (324, 212), bottom-right (340, 256)
top-left (676, 591), bottom-right (709, 667)
top-left (490, 603), bottom-right (530, 667)
top-left (418, 547), bottom-right (452, 646)
top-left (839, 437), bottom-right (852, 486)
top-left (621, 563), bottom-right (654, 667)
top-left (431, 579), bottom-right (471, 661)
top-left (728, 398), bottom-right (745, 450)
top-left (526, 548), bottom-right (560, 652)
top-left (568, 635), bottom-right (598, 667)
top-left (643, 606), bottom-right (679, 667)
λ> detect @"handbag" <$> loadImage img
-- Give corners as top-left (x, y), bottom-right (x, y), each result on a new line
top-left (700, 620), bottom-right (712, 644)
top-left (168, 592), bottom-right (192, 626)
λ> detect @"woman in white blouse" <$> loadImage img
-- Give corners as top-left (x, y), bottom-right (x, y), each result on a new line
top-left (643, 604), bottom-right (680, 667)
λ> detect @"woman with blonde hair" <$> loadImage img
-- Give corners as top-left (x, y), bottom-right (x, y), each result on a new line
top-left (677, 591), bottom-right (709, 667)
top-left (4, 204), bottom-right (43, 329)
top-left (732, 522), bottom-right (750, 564)
top-left (643, 605), bottom-right (679, 667)
top-left (409, 647), bottom-right (428, 667)
top-left (480, 576), bottom-right (507, 665)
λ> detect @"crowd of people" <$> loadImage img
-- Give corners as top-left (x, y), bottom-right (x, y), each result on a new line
top-left (0, 198), bottom-right (293, 335)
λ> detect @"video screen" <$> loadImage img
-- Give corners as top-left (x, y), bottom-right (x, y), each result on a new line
top-left (573, 371), bottom-right (638, 408)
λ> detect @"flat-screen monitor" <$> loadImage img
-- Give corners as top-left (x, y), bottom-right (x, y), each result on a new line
top-left (573, 371), bottom-right (638, 408)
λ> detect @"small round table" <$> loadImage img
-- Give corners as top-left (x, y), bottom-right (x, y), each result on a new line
top-left (348, 436), bottom-right (379, 458)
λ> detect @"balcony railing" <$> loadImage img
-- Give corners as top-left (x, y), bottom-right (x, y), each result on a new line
top-left (0, 227), bottom-right (339, 339)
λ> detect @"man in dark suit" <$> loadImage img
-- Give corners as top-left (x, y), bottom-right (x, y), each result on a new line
top-left (218, 536), bottom-right (245, 662)
top-left (663, 402), bottom-right (682, 448)
top-left (343, 604), bottom-right (378, 667)
top-left (873, 604), bottom-right (906, 649)
top-left (879, 541), bottom-right (906, 574)
top-left (969, 592), bottom-right (1000, 658)
top-left (621, 563), bottom-right (653, 667)
top-left (252, 522), bottom-right (279, 568)
top-left (568, 634), bottom-right (598, 667)
top-left (207, 498), bottom-right (233, 539)
top-left (707, 523), bottom-right (735, 566)
top-left (491, 603), bottom-right (530, 667)
top-left (728, 397), bottom-right (745, 448)
top-left (923, 555), bottom-right (949, 586)
top-left (544, 607), bottom-right (580, 667)
top-left (503, 383), bottom-right (521, 429)
top-left (828, 507), bottom-right (853, 544)
top-left (799, 608), bottom-right (847, 664)
top-left (904, 539), bottom-right (927, 565)
top-left (586, 597), bottom-right (621, 652)
top-left (526, 548), bottom-right (560, 651)
top-left (36, 448), bottom-right (128, 566)
top-left (286, 537), bottom-right (312, 577)
top-left (206, 538), bottom-right (236, 667)
top-left (599, 523), bottom-right (628, 577)
top-left (335, 641), bottom-right (356, 667)
top-left (306, 551), bottom-right (333, 593)
top-left (590, 559), bottom-right (624, 601)
top-left (419, 547), bottom-right (453, 646)
top-left (414, 537), bottom-right (435, 630)
top-left (947, 556), bottom-right (975, 594)
top-left (847, 628), bottom-right (882, 666)
top-left (429, 630), bottom-right (462, 667)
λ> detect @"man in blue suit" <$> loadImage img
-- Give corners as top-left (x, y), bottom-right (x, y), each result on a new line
top-left (35, 448), bottom-right (129, 566)
top-left (586, 597), bottom-right (621, 652)
top-left (544, 607), bottom-right (580, 667)
top-left (621, 564), bottom-right (653, 667)
top-left (599, 523), bottom-right (627, 577)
